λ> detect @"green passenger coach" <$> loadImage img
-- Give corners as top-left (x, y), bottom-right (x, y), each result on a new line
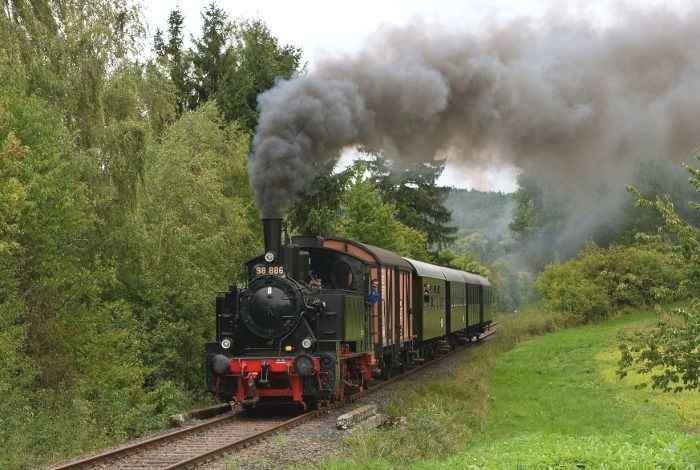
top-left (404, 258), bottom-right (446, 342)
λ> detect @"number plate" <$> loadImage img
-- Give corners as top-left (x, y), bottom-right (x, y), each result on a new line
top-left (253, 265), bottom-right (285, 276)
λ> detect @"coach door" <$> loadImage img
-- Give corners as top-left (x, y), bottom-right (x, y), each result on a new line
top-left (398, 270), bottom-right (412, 343)
top-left (384, 266), bottom-right (395, 348)
top-left (369, 266), bottom-right (393, 348)
top-left (370, 267), bottom-right (380, 347)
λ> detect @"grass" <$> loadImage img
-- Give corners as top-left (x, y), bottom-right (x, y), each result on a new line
top-left (487, 312), bottom-right (684, 436)
top-left (319, 304), bottom-right (700, 469)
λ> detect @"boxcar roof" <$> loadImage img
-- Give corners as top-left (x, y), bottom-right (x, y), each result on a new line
top-left (403, 258), bottom-right (446, 279)
top-left (323, 237), bottom-right (413, 270)
top-left (440, 266), bottom-right (467, 283)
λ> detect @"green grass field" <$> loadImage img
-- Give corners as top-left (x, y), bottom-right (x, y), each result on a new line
top-left (321, 306), bottom-right (700, 469)
top-left (424, 307), bottom-right (699, 468)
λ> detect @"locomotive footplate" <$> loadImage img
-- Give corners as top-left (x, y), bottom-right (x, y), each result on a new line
top-left (226, 357), bottom-right (322, 409)
top-left (339, 351), bottom-right (373, 360)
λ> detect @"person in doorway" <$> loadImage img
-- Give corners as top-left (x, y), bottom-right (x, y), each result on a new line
top-left (424, 283), bottom-right (432, 303)
top-left (367, 278), bottom-right (380, 306)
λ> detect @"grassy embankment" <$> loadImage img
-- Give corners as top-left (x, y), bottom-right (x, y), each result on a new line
top-left (320, 304), bottom-right (700, 469)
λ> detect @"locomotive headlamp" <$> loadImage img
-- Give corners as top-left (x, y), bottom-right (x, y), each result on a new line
top-left (264, 252), bottom-right (275, 263)
top-left (301, 338), bottom-right (313, 349)
top-left (221, 338), bottom-right (232, 349)
top-left (293, 353), bottom-right (315, 376)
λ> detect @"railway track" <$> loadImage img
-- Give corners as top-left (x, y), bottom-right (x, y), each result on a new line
top-left (53, 323), bottom-right (500, 470)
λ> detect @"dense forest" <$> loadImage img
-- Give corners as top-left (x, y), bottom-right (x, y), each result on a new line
top-left (1, 1), bottom-right (698, 468)
top-left (444, 189), bottom-right (513, 261)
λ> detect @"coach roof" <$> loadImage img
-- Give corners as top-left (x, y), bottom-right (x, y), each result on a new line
top-left (440, 266), bottom-right (467, 283)
top-left (403, 258), bottom-right (446, 279)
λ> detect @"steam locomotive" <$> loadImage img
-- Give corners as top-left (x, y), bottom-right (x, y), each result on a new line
top-left (205, 219), bottom-right (493, 409)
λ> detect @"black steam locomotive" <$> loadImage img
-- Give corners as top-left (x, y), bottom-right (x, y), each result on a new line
top-left (205, 219), bottom-right (493, 409)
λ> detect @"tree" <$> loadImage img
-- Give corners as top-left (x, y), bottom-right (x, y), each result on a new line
top-left (191, 3), bottom-right (229, 106)
top-left (101, 64), bottom-right (150, 209)
top-left (2, 0), bottom-right (143, 148)
top-left (155, 8), bottom-right (194, 114)
top-left (0, 80), bottom-right (164, 456)
top-left (508, 173), bottom-right (570, 268)
top-left (508, 172), bottom-right (569, 241)
top-left (509, 186), bottom-right (539, 239)
top-left (133, 103), bottom-right (258, 389)
top-left (618, 152), bottom-right (700, 392)
top-left (215, 18), bottom-right (303, 131)
top-left (338, 162), bottom-right (430, 259)
top-left (364, 154), bottom-right (457, 249)
top-left (339, 163), bottom-right (400, 249)
top-left (0, 113), bottom-right (36, 468)
top-left (287, 156), bottom-right (350, 236)
top-left (139, 61), bottom-right (178, 139)
top-left (616, 159), bottom-right (700, 244)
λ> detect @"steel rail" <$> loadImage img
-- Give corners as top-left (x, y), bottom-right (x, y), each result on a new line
top-left (53, 324), bottom-right (500, 470)
top-left (51, 411), bottom-right (246, 470)
top-left (165, 326), bottom-right (499, 469)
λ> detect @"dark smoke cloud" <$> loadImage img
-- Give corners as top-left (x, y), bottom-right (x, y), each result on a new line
top-left (251, 7), bottom-right (700, 228)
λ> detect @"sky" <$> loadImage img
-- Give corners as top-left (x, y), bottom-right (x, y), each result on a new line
top-left (144, 0), bottom-right (694, 192)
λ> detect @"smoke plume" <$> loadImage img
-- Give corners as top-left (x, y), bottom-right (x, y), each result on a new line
top-left (251, 7), bottom-right (700, 241)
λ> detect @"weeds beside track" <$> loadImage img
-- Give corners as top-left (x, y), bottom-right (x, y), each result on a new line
top-left (52, 326), bottom-right (498, 469)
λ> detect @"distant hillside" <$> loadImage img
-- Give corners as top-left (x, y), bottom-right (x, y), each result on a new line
top-left (445, 189), bottom-right (513, 236)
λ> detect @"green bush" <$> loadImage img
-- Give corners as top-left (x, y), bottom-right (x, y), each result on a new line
top-left (619, 303), bottom-right (700, 392)
top-left (617, 155), bottom-right (700, 392)
top-left (535, 242), bottom-right (684, 320)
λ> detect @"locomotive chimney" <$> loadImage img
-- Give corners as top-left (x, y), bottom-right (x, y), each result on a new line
top-left (262, 218), bottom-right (282, 261)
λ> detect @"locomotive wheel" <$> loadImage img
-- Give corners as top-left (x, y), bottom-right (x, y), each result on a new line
top-left (304, 397), bottom-right (320, 411)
